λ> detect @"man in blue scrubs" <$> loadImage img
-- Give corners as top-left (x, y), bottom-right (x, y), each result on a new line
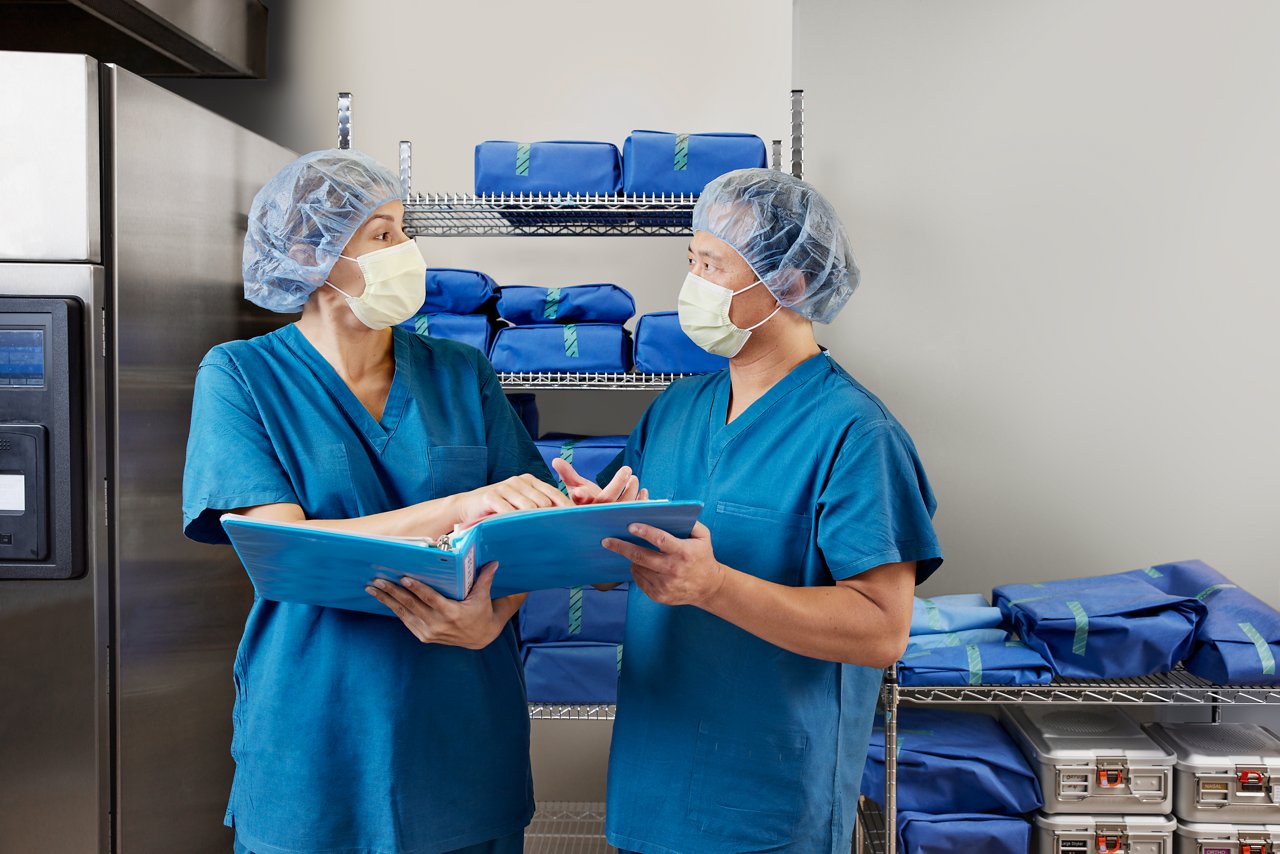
top-left (556, 169), bottom-right (943, 852)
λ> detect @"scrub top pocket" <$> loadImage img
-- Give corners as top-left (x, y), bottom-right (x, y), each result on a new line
top-left (304, 443), bottom-right (364, 517)
top-left (710, 500), bottom-right (812, 586)
top-left (687, 722), bottom-right (809, 846)
top-left (428, 445), bottom-right (489, 496)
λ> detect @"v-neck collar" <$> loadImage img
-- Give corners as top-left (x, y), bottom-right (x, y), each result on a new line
top-left (280, 324), bottom-right (411, 454)
top-left (708, 351), bottom-right (831, 462)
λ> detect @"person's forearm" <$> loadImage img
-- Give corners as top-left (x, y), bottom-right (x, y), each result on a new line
top-left (241, 496), bottom-right (461, 540)
top-left (699, 567), bottom-right (908, 666)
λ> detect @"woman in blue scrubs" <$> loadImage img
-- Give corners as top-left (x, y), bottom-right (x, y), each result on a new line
top-left (556, 169), bottom-right (944, 853)
top-left (183, 150), bottom-right (636, 854)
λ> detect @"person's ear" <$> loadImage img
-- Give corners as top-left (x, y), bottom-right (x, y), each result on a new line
top-left (772, 268), bottom-right (807, 304)
top-left (287, 243), bottom-right (317, 268)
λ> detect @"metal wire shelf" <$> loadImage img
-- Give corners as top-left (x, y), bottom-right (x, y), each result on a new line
top-left (855, 797), bottom-right (888, 854)
top-left (895, 667), bottom-right (1280, 706)
top-left (526, 801), bottom-right (614, 853)
top-left (498, 372), bottom-right (686, 391)
top-left (402, 193), bottom-right (697, 237)
top-left (528, 704), bottom-right (617, 721)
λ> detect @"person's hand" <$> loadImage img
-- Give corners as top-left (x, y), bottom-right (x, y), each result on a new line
top-left (601, 521), bottom-right (725, 607)
top-left (452, 474), bottom-right (571, 528)
top-left (365, 562), bottom-right (525, 650)
top-left (552, 459), bottom-right (648, 506)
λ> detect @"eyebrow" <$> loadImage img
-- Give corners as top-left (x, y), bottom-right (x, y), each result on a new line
top-left (687, 243), bottom-right (723, 260)
top-left (366, 214), bottom-right (395, 225)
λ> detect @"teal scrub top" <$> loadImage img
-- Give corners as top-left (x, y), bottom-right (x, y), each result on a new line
top-left (602, 352), bottom-right (943, 854)
top-left (183, 325), bottom-right (548, 854)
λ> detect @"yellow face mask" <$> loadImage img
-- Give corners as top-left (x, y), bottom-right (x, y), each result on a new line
top-left (676, 272), bottom-right (781, 358)
top-left (326, 240), bottom-right (426, 330)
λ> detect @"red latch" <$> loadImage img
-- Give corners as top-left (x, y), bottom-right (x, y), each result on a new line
top-left (1240, 769), bottom-right (1267, 786)
top-left (1098, 769), bottom-right (1125, 788)
top-left (1240, 845), bottom-right (1266, 854)
top-left (1097, 835), bottom-right (1124, 853)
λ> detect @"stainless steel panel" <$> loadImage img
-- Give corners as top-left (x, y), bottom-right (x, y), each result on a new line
top-left (0, 264), bottom-right (110, 853)
top-left (105, 63), bottom-right (294, 853)
top-left (0, 52), bottom-right (101, 263)
top-left (0, 4), bottom-right (267, 78)
top-left (129, 0), bottom-right (269, 76)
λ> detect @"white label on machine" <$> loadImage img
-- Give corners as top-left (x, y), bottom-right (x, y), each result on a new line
top-left (0, 474), bottom-right (25, 512)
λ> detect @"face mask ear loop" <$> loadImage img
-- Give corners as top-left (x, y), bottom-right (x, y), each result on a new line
top-left (324, 280), bottom-right (356, 300)
top-left (743, 301), bottom-right (783, 332)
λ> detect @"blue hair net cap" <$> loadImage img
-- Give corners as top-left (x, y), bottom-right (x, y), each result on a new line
top-left (243, 148), bottom-right (404, 313)
top-left (692, 168), bottom-right (859, 324)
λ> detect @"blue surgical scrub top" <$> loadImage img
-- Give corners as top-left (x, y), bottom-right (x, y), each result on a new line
top-left (183, 325), bottom-right (548, 854)
top-left (603, 352), bottom-right (943, 854)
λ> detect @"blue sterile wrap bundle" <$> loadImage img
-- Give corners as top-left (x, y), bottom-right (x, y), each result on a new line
top-left (520, 585), bottom-right (629, 646)
top-left (497, 284), bottom-right (635, 326)
top-left (904, 628), bottom-right (1009, 652)
top-left (993, 575), bottom-right (1206, 679)
top-left (895, 812), bottom-right (1031, 854)
top-left (398, 313), bottom-right (495, 353)
top-left (504, 393), bottom-right (539, 441)
top-left (861, 708), bottom-right (1043, 815)
top-left (522, 642), bottom-right (623, 704)
top-left (632, 311), bottom-right (729, 374)
top-left (419, 268), bottom-right (497, 314)
top-left (1121, 560), bottom-right (1280, 684)
top-left (912, 593), bottom-right (1005, 635)
top-left (475, 140), bottom-right (623, 196)
top-left (898, 641), bottom-right (1053, 687)
top-left (622, 130), bottom-right (767, 196)
top-left (489, 324), bottom-right (632, 373)
top-left (534, 434), bottom-right (626, 490)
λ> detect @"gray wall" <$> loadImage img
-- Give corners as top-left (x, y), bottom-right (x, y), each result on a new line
top-left (794, 0), bottom-right (1279, 609)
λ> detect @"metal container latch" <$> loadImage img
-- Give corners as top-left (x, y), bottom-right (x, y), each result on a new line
top-left (1095, 826), bottom-right (1128, 853)
top-left (1238, 833), bottom-right (1270, 854)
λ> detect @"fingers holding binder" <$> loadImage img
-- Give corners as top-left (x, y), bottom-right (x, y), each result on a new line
top-left (365, 562), bottom-right (523, 650)
top-left (602, 521), bottom-right (725, 607)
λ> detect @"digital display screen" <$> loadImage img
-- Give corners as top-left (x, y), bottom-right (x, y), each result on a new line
top-left (0, 474), bottom-right (25, 513)
top-left (0, 329), bottom-right (44, 388)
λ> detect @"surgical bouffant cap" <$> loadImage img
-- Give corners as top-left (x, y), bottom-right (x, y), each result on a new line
top-left (243, 149), bottom-right (403, 312)
top-left (692, 168), bottom-right (859, 324)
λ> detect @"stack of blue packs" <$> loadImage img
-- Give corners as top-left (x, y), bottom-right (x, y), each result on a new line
top-left (490, 284), bottom-right (635, 373)
top-left (862, 709), bottom-right (1039, 854)
top-left (519, 433), bottom-right (629, 704)
top-left (632, 311), bottom-right (728, 375)
top-left (1119, 560), bottom-right (1280, 684)
top-left (993, 574), bottom-right (1206, 679)
top-left (905, 593), bottom-right (1008, 652)
top-left (400, 268), bottom-right (499, 354)
top-left (898, 593), bottom-right (1052, 686)
top-left (520, 583), bottom-right (628, 704)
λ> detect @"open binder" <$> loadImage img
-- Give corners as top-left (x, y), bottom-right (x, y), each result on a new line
top-left (221, 500), bottom-right (702, 616)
